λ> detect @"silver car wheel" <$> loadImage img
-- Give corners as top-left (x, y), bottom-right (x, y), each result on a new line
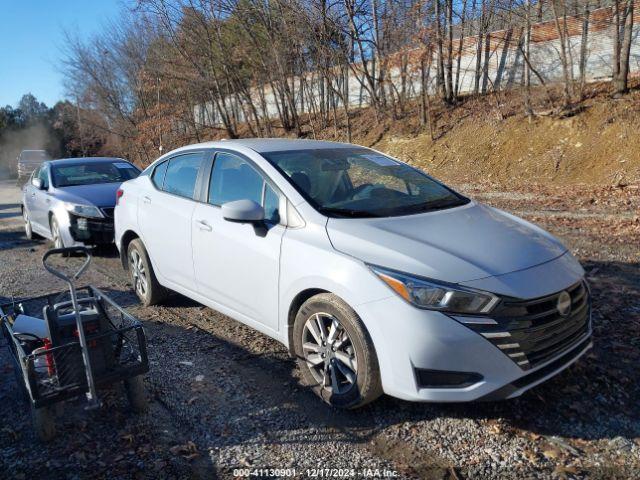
top-left (51, 220), bottom-right (63, 248)
top-left (302, 312), bottom-right (358, 395)
top-left (129, 250), bottom-right (148, 297)
top-left (23, 209), bottom-right (32, 238)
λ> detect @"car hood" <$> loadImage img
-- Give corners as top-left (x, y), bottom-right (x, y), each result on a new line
top-left (52, 183), bottom-right (120, 208)
top-left (326, 202), bottom-right (568, 283)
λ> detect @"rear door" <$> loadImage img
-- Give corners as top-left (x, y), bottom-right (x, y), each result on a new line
top-left (138, 151), bottom-right (207, 293)
top-left (191, 151), bottom-right (285, 332)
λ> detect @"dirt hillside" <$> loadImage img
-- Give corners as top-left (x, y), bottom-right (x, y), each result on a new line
top-left (296, 83), bottom-right (640, 187)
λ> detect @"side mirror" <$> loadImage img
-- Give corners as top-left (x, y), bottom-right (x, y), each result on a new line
top-left (221, 199), bottom-right (267, 236)
top-left (32, 178), bottom-right (44, 190)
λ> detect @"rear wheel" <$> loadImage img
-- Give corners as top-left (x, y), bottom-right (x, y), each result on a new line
top-left (293, 293), bottom-right (382, 409)
top-left (128, 238), bottom-right (167, 306)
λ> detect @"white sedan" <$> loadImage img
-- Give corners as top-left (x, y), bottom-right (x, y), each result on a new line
top-left (114, 139), bottom-right (591, 408)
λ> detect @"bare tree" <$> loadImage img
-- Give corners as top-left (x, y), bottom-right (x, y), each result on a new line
top-left (613, 0), bottom-right (635, 95)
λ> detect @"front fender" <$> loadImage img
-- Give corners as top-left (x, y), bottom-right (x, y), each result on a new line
top-left (279, 223), bottom-right (393, 350)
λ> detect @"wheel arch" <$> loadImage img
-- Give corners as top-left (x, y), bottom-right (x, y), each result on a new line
top-left (286, 288), bottom-right (329, 355)
top-left (119, 230), bottom-right (140, 270)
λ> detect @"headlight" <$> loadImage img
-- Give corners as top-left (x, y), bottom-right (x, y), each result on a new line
top-left (64, 203), bottom-right (103, 218)
top-left (370, 266), bottom-right (499, 314)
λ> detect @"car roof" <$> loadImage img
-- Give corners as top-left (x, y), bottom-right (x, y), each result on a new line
top-left (177, 138), bottom-right (358, 154)
top-left (48, 157), bottom-right (128, 166)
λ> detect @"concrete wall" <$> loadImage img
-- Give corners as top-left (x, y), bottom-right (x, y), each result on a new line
top-left (194, 6), bottom-right (640, 127)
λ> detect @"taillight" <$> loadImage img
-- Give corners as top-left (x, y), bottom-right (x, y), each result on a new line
top-left (116, 188), bottom-right (124, 205)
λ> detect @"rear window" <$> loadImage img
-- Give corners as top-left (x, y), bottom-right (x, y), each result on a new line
top-left (51, 161), bottom-right (140, 187)
top-left (151, 160), bottom-right (169, 189)
top-left (162, 153), bottom-right (204, 199)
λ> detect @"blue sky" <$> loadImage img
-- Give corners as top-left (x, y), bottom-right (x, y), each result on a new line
top-left (0, 0), bottom-right (123, 108)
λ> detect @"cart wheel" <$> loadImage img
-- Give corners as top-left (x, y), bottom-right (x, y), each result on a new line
top-left (124, 375), bottom-right (148, 413)
top-left (31, 406), bottom-right (56, 442)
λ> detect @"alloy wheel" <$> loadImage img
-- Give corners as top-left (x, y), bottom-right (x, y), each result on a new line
top-left (23, 209), bottom-right (32, 238)
top-left (51, 221), bottom-right (63, 248)
top-left (302, 312), bottom-right (358, 395)
top-left (129, 250), bottom-right (148, 298)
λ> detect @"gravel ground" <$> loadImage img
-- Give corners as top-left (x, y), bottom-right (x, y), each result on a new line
top-left (0, 179), bottom-right (638, 479)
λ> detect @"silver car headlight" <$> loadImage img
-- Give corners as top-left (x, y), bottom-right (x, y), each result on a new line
top-left (370, 266), bottom-right (500, 314)
top-left (64, 202), bottom-right (104, 218)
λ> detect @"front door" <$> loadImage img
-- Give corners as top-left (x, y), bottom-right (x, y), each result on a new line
top-left (31, 165), bottom-right (52, 233)
top-left (192, 151), bottom-right (284, 333)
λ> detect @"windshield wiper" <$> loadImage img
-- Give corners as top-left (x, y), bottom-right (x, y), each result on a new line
top-left (407, 197), bottom-right (469, 214)
top-left (319, 207), bottom-right (381, 218)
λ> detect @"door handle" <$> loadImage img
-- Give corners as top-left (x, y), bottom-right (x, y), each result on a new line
top-left (196, 220), bottom-right (212, 232)
top-left (143, 196), bottom-right (151, 204)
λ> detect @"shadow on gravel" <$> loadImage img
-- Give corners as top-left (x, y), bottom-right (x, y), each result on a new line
top-left (0, 229), bottom-right (35, 251)
top-left (0, 203), bottom-right (20, 211)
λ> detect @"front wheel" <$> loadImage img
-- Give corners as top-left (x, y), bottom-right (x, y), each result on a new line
top-left (23, 207), bottom-right (34, 240)
top-left (127, 238), bottom-right (167, 306)
top-left (50, 216), bottom-right (65, 249)
top-left (293, 293), bottom-right (382, 409)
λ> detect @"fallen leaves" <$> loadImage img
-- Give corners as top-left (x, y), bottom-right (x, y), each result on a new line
top-left (169, 440), bottom-right (199, 460)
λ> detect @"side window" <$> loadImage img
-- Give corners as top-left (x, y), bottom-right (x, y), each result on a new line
top-left (209, 153), bottom-right (264, 206)
top-left (38, 166), bottom-right (49, 189)
top-left (151, 160), bottom-right (168, 189)
top-left (163, 153), bottom-right (204, 199)
top-left (208, 153), bottom-right (280, 223)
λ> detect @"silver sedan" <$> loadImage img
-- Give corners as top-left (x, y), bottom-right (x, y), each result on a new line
top-left (22, 157), bottom-right (140, 247)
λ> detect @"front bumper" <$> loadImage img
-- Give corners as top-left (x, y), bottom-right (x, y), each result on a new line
top-left (68, 213), bottom-right (115, 244)
top-left (358, 293), bottom-right (591, 402)
top-left (56, 212), bottom-right (115, 247)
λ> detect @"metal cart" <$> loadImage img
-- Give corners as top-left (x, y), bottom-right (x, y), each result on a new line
top-left (0, 247), bottom-right (150, 441)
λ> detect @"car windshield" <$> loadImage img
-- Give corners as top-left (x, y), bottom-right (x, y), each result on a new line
top-left (51, 161), bottom-right (140, 188)
top-left (263, 148), bottom-right (469, 218)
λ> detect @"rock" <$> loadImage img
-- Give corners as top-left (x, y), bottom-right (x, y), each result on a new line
top-left (609, 436), bottom-right (633, 452)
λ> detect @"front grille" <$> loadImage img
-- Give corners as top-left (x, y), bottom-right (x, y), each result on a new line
top-left (463, 281), bottom-right (591, 370)
top-left (69, 214), bottom-right (115, 244)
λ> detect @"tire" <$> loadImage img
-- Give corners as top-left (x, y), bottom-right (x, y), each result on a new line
top-left (31, 405), bottom-right (56, 442)
top-left (293, 293), bottom-right (382, 409)
top-left (22, 206), bottom-right (34, 240)
top-left (127, 238), bottom-right (167, 306)
top-left (124, 374), bottom-right (148, 413)
top-left (49, 216), bottom-right (65, 249)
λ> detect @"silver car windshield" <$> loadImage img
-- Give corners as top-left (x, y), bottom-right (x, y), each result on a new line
top-left (51, 161), bottom-right (140, 188)
top-left (263, 148), bottom-right (469, 218)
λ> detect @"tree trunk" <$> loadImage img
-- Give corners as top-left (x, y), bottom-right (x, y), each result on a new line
top-left (579, 4), bottom-right (590, 100)
top-left (614, 0), bottom-right (635, 94)
top-left (551, 0), bottom-right (573, 107)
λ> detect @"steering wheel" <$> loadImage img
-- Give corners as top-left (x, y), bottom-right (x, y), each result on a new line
top-left (348, 183), bottom-right (374, 200)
